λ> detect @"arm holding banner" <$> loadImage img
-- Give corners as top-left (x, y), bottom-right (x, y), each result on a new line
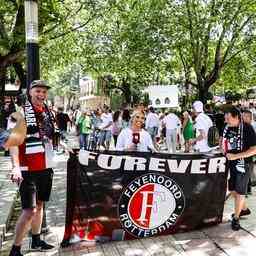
top-left (116, 129), bottom-right (136, 151)
top-left (9, 146), bottom-right (23, 184)
top-left (226, 146), bottom-right (256, 161)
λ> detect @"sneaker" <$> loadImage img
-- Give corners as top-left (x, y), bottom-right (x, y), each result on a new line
top-left (231, 217), bottom-right (241, 231)
top-left (231, 208), bottom-right (251, 218)
top-left (31, 240), bottom-right (54, 251)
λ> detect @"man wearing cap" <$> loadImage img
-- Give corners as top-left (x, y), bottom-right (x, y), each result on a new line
top-left (9, 80), bottom-right (55, 256)
top-left (192, 100), bottom-right (213, 152)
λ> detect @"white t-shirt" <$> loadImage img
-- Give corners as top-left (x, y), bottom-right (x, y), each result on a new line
top-left (163, 113), bottom-right (181, 130)
top-left (145, 112), bottom-right (160, 129)
top-left (100, 113), bottom-right (113, 131)
top-left (116, 128), bottom-right (154, 152)
top-left (194, 112), bottom-right (213, 152)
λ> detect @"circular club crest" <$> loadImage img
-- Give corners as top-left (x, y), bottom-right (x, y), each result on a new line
top-left (118, 173), bottom-right (185, 238)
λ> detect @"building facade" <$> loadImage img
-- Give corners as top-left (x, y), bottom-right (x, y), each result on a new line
top-left (79, 76), bottom-right (110, 110)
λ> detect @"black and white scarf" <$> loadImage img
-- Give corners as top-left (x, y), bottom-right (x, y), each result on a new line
top-left (223, 122), bottom-right (245, 173)
top-left (23, 100), bottom-right (55, 154)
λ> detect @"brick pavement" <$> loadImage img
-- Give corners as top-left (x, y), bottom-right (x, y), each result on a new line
top-left (0, 156), bottom-right (18, 249)
top-left (1, 137), bottom-right (256, 255)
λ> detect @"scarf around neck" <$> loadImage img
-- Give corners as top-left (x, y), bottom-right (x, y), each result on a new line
top-left (23, 100), bottom-right (55, 154)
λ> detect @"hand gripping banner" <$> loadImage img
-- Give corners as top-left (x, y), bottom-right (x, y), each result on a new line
top-left (61, 150), bottom-right (228, 246)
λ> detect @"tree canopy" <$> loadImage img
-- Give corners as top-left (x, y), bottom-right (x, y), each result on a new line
top-left (1, 0), bottom-right (256, 106)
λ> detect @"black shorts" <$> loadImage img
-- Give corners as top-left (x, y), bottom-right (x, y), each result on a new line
top-left (228, 162), bottom-right (250, 195)
top-left (19, 169), bottom-right (53, 209)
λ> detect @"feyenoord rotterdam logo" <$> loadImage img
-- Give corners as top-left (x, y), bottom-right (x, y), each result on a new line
top-left (118, 173), bottom-right (185, 238)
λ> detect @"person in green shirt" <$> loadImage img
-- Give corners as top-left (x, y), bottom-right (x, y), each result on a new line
top-left (182, 111), bottom-right (194, 152)
top-left (78, 110), bottom-right (92, 150)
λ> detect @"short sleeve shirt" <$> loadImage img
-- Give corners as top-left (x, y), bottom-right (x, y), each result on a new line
top-left (116, 128), bottom-right (154, 152)
top-left (194, 113), bottom-right (213, 152)
top-left (101, 113), bottom-right (113, 131)
top-left (223, 123), bottom-right (256, 162)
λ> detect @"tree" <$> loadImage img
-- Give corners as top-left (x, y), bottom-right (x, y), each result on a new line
top-left (168, 0), bottom-right (256, 102)
top-left (0, 0), bottom-right (105, 126)
top-left (48, 64), bottom-right (81, 109)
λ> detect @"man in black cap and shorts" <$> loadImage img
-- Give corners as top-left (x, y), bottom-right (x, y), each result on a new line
top-left (9, 80), bottom-right (56, 256)
top-left (222, 106), bottom-right (256, 231)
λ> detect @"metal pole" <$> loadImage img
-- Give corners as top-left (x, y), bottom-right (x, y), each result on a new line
top-left (25, 0), bottom-right (49, 234)
top-left (25, 0), bottom-right (40, 90)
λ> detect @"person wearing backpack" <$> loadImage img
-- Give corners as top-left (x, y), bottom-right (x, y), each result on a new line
top-left (191, 101), bottom-right (213, 152)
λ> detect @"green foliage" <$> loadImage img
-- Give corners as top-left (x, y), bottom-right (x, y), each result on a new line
top-left (1, 0), bottom-right (256, 105)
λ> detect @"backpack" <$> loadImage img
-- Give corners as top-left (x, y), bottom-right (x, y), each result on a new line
top-left (208, 123), bottom-right (220, 147)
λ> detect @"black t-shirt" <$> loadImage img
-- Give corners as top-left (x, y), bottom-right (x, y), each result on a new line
top-left (56, 113), bottom-right (70, 131)
top-left (223, 123), bottom-right (256, 162)
top-left (214, 113), bottom-right (225, 136)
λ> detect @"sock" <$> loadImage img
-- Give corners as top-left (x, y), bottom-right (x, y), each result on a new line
top-left (32, 234), bottom-right (41, 244)
top-left (11, 245), bottom-right (21, 252)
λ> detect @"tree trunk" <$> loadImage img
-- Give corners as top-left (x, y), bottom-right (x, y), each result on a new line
top-left (0, 67), bottom-right (7, 128)
top-left (13, 62), bottom-right (26, 91)
top-left (198, 86), bottom-right (209, 104)
top-left (121, 79), bottom-right (131, 103)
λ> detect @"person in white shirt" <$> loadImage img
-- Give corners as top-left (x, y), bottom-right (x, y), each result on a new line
top-left (116, 110), bottom-right (155, 152)
top-left (99, 106), bottom-right (113, 150)
top-left (162, 110), bottom-right (181, 153)
top-left (145, 107), bottom-right (160, 144)
top-left (192, 101), bottom-right (213, 152)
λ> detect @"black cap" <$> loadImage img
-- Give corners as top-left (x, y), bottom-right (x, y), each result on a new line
top-left (30, 80), bottom-right (51, 90)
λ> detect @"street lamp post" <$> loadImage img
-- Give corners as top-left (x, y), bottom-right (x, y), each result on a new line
top-left (24, 0), bottom-right (49, 234)
top-left (24, 0), bottom-right (40, 91)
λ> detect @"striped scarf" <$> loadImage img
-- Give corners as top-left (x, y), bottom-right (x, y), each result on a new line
top-left (23, 100), bottom-right (55, 154)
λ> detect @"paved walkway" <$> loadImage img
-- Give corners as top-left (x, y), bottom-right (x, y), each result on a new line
top-left (0, 155), bottom-right (17, 249)
top-left (1, 136), bottom-right (256, 255)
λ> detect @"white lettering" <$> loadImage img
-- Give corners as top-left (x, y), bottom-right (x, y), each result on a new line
top-left (120, 213), bottom-right (129, 222)
top-left (142, 175), bottom-right (148, 184)
top-left (157, 176), bottom-right (164, 184)
top-left (191, 159), bottom-right (207, 174)
top-left (167, 160), bottom-right (190, 173)
top-left (78, 150), bottom-right (96, 166)
top-left (138, 229), bottom-right (143, 236)
top-left (98, 154), bottom-right (122, 170)
top-left (134, 179), bottom-right (141, 187)
top-left (149, 158), bottom-right (166, 172)
top-left (158, 225), bottom-right (166, 232)
top-left (144, 230), bottom-right (150, 237)
top-left (124, 156), bottom-right (147, 171)
top-left (124, 219), bottom-right (132, 228)
top-left (173, 191), bottom-right (182, 199)
top-left (169, 213), bottom-right (178, 222)
top-left (151, 229), bottom-right (158, 235)
top-left (149, 174), bottom-right (156, 183)
top-left (169, 184), bottom-right (178, 194)
top-left (165, 220), bottom-right (173, 228)
top-left (129, 183), bottom-right (136, 193)
top-left (208, 157), bottom-right (226, 173)
top-left (164, 179), bottom-right (172, 188)
top-left (124, 190), bottom-right (131, 198)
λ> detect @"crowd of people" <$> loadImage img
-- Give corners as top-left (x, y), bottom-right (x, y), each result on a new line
top-left (1, 80), bottom-right (256, 255)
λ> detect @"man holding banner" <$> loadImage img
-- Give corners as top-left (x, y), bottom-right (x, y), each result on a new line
top-left (9, 80), bottom-right (55, 256)
top-left (223, 106), bottom-right (256, 231)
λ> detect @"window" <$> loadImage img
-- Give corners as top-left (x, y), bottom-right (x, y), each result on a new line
top-left (155, 98), bottom-right (161, 105)
top-left (165, 97), bottom-right (170, 104)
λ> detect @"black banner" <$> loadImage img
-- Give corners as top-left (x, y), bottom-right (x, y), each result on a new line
top-left (61, 150), bottom-right (228, 246)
